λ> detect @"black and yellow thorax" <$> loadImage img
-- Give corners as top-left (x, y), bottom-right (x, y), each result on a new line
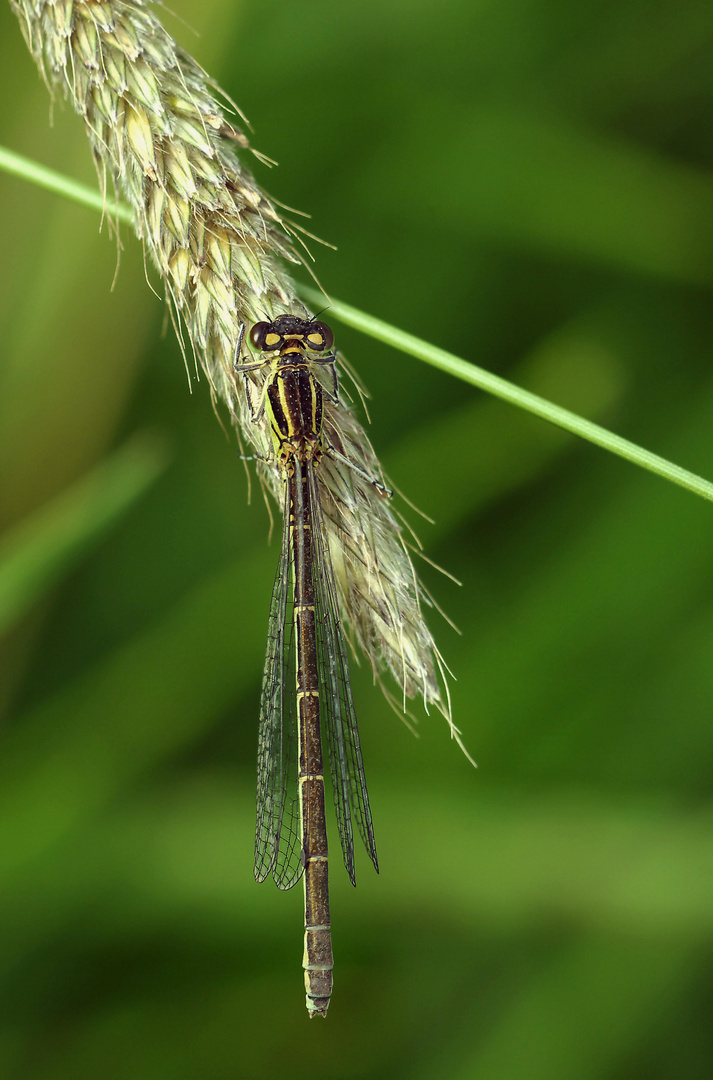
top-left (248, 316), bottom-right (335, 471)
top-left (266, 354), bottom-right (324, 468)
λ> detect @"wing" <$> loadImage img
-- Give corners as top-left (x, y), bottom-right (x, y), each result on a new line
top-left (254, 479), bottom-right (303, 891)
top-left (308, 462), bottom-right (379, 885)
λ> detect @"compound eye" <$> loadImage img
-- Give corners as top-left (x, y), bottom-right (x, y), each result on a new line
top-left (250, 322), bottom-right (282, 351)
top-left (249, 322), bottom-right (269, 349)
top-left (306, 321), bottom-right (334, 352)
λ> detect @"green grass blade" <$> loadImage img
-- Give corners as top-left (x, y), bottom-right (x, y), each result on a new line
top-left (0, 145), bottom-right (134, 225)
top-left (300, 285), bottom-right (713, 505)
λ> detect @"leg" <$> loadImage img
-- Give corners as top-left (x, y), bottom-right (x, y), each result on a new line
top-left (239, 451), bottom-right (270, 463)
top-left (233, 328), bottom-right (270, 423)
top-left (232, 322), bottom-right (246, 370)
top-left (324, 439), bottom-right (392, 498)
top-left (312, 353), bottom-right (339, 404)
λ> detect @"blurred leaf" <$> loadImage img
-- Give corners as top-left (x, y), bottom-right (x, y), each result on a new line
top-left (359, 100), bottom-right (713, 286)
top-left (12, 781), bottom-right (711, 940)
top-left (1, 781), bottom-right (710, 1078)
top-left (435, 938), bottom-right (697, 1080)
top-left (0, 433), bottom-right (169, 635)
top-left (0, 544), bottom-right (272, 882)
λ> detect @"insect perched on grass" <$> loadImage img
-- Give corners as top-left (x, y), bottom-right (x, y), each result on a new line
top-left (234, 314), bottom-right (381, 1018)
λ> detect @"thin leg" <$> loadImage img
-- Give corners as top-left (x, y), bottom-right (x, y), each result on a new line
top-left (311, 354), bottom-right (339, 404)
top-left (324, 440), bottom-right (392, 498)
top-left (233, 348), bottom-right (270, 423)
top-left (233, 322), bottom-right (246, 369)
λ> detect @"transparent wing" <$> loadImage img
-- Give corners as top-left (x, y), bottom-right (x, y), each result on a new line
top-left (254, 481), bottom-right (303, 891)
top-left (307, 461), bottom-right (379, 885)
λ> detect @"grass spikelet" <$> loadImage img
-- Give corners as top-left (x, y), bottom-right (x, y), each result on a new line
top-left (10, 0), bottom-right (459, 732)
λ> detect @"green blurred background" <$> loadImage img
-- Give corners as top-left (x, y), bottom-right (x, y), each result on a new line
top-left (1, 0), bottom-right (713, 1076)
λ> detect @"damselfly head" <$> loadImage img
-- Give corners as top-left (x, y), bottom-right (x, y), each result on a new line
top-left (249, 315), bottom-right (334, 354)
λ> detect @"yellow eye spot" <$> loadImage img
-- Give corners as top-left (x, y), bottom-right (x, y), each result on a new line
top-left (265, 333), bottom-right (281, 347)
top-left (307, 333), bottom-right (323, 346)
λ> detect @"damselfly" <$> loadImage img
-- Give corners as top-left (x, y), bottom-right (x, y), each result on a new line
top-left (235, 314), bottom-right (380, 1018)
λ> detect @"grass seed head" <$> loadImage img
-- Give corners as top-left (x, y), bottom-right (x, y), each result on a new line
top-left (11, 0), bottom-right (459, 731)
